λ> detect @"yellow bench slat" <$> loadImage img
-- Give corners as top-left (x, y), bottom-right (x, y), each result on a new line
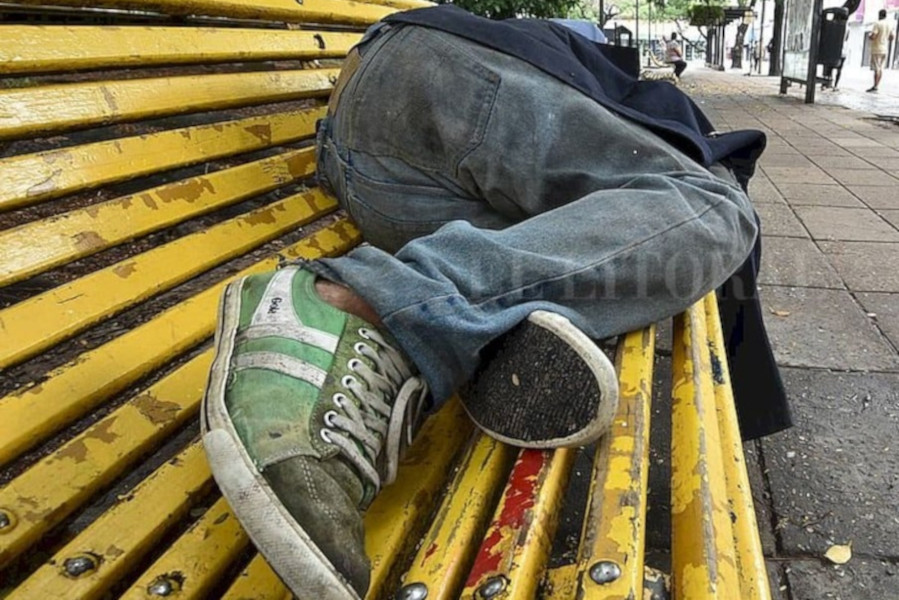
top-left (8, 443), bottom-right (213, 600)
top-left (1, 0), bottom-right (393, 27)
top-left (0, 148), bottom-right (315, 286)
top-left (0, 68), bottom-right (338, 141)
top-left (0, 188), bottom-right (335, 370)
top-left (540, 564), bottom-right (579, 599)
top-left (362, 0), bottom-right (434, 8)
top-left (462, 448), bottom-right (574, 600)
top-left (120, 497), bottom-right (249, 600)
top-left (397, 435), bottom-right (516, 600)
top-left (575, 326), bottom-right (655, 598)
top-left (704, 295), bottom-right (772, 600)
top-left (0, 213), bottom-right (356, 468)
top-left (220, 555), bottom-right (292, 600)
top-left (671, 298), bottom-right (739, 598)
top-left (0, 26), bottom-right (360, 75)
top-left (365, 398), bottom-right (473, 597)
top-left (0, 352), bottom-right (212, 569)
top-left (0, 107), bottom-right (324, 212)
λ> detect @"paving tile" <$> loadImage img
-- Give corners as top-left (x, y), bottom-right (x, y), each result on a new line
top-left (828, 169), bottom-right (899, 187)
top-left (879, 210), bottom-right (899, 230)
top-left (819, 241), bottom-right (899, 292)
top-left (759, 154), bottom-right (816, 168)
top-left (809, 155), bottom-right (875, 170)
top-left (749, 175), bottom-right (787, 204)
top-left (856, 292), bottom-right (899, 353)
top-left (762, 369), bottom-right (899, 557)
top-left (849, 146), bottom-right (899, 160)
top-left (828, 137), bottom-right (885, 148)
top-left (776, 183), bottom-right (864, 207)
top-left (759, 237), bottom-right (843, 288)
top-left (845, 185), bottom-right (899, 209)
top-left (794, 144), bottom-right (853, 157)
top-left (758, 286), bottom-right (899, 371)
top-left (793, 206), bottom-right (899, 242)
top-left (756, 203), bottom-right (810, 238)
top-left (783, 559), bottom-right (899, 600)
top-left (762, 166), bottom-right (836, 185)
top-left (864, 156), bottom-right (899, 171)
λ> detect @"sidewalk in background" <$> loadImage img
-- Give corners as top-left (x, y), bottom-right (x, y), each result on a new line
top-left (731, 61), bottom-right (899, 118)
top-left (660, 66), bottom-right (899, 600)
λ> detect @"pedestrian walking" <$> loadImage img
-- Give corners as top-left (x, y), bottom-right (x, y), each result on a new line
top-left (867, 9), bottom-right (895, 92)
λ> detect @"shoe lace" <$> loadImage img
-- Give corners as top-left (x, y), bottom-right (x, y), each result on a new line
top-left (319, 327), bottom-right (428, 495)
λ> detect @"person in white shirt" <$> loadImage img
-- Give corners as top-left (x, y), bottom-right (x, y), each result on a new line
top-left (868, 9), bottom-right (895, 92)
top-left (666, 32), bottom-right (688, 77)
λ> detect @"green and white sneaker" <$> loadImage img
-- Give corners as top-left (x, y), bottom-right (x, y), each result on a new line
top-left (201, 267), bottom-right (427, 600)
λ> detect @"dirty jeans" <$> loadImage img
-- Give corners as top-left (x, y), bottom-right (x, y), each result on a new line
top-left (312, 24), bottom-right (758, 405)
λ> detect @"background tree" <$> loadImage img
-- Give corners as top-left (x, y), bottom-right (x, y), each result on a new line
top-left (688, 1), bottom-right (726, 66)
top-left (446, 0), bottom-right (580, 19)
top-left (730, 0), bottom-right (756, 69)
top-left (768, 0), bottom-right (784, 75)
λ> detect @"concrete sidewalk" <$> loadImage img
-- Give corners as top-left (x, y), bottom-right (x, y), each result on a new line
top-left (684, 67), bottom-right (899, 599)
top-left (737, 61), bottom-right (899, 118)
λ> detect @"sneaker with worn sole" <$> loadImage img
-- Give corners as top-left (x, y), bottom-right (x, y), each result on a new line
top-left (460, 310), bottom-right (618, 448)
top-left (202, 267), bottom-right (427, 600)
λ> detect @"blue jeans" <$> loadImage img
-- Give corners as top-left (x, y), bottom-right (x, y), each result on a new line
top-left (312, 25), bottom-right (757, 406)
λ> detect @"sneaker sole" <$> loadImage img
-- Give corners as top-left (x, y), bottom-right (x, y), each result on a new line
top-left (460, 310), bottom-right (619, 448)
top-left (202, 278), bottom-right (362, 600)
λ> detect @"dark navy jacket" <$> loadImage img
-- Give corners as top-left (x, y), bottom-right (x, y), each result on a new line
top-left (385, 6), bottom-right (792, 439)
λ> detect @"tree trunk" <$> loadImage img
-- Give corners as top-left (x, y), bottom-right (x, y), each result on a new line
top-left (732, 23), bottom-right (747, 69)
top-left (768, 0), bottom-right (784, 75)
top-left (731, 0), bottom-right (757, 70)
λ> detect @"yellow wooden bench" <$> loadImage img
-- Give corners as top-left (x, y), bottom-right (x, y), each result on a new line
top-left (0, 2), bottom-right (769, 599)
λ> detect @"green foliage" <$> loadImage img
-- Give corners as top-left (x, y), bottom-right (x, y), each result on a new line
top-left (688, 3), bottom-right (725, 26)
top-left (448, 0), bottom-right (580, 19)
top-left (604, 0), bottom-right (696, 23)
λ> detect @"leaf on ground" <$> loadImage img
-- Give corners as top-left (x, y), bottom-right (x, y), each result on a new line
top-left (824, 543), bottom-right (852, 564)
top-left (770, 309), bottom-right (792, 317)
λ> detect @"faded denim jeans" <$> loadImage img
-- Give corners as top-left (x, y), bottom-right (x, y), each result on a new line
top-left (312, 24), bottom-right (758, 405)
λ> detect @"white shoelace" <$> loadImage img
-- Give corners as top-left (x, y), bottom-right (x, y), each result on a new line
top-left (319, 328), bottom-right (428, 494)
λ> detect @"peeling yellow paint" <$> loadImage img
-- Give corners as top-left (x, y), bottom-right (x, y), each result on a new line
top-left (0, 69), bottom-right (339, 142)
top-left (670, 298), bottom-right (739, 599)
top-left (577, 326), bottom-right (655, 599)
top-left (71, 231), bottom-right (107, 252)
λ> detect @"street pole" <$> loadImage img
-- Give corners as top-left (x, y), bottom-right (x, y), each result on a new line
top-left (759, 0), bottom-right (766, 73)
top-left (636, 0), bottom-right (640, 56)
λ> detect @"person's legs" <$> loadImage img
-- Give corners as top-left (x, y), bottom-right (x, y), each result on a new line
top-left (674, 59), bottom-right (688, 77)
top-left (869, 54), bottom-right (885, 91)
top-left (317, 25), bottom-right (757, 407)
top-left (204, 23), bottom-right (758, 599)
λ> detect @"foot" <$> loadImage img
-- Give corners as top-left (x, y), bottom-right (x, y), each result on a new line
top-left (866, 86), bottom-right (878, 92)
top-left (460, 310), bottom-right (619, 448)
top-left (202, 267), bottom-right (428, 600)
